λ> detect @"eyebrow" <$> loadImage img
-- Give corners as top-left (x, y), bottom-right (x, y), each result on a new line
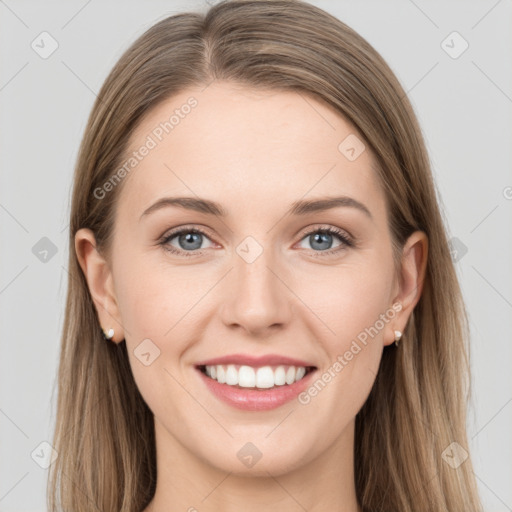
top-left (139, 195), bottom-right (372, 220)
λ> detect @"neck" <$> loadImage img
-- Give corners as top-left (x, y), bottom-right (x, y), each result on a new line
top-left (144, 418), bottom-right (362, 512)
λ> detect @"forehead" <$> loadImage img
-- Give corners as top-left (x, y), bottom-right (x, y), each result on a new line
top-left (118, 82), bottom-right (385, 223)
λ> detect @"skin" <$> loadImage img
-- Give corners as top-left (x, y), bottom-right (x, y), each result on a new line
top-left (76, 81), bottom-right (427, 512)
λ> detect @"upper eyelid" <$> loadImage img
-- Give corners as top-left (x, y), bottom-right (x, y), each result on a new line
top-left (161, 225), bottom-right (215, 241)
top-left (161, 223), bottom-right (350, 237)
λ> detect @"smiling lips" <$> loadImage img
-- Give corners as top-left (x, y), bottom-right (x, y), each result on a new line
top-left (195, 353), bottom-right (317, 410)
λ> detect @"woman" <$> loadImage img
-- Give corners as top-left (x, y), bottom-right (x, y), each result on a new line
top-left (48, 1), bottom-right (483, 511)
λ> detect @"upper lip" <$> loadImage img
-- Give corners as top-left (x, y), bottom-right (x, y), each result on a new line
top-left (195, 353), bottom-right (316, 368)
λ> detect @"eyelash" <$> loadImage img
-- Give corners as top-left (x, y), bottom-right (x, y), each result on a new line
top-left (158, 225), bottom-right (354, 258)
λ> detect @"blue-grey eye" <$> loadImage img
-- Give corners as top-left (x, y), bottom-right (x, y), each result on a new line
top-left (163, 229), bottom-right (214, 253)
top-left (298, 228), bottom-right (349, 252)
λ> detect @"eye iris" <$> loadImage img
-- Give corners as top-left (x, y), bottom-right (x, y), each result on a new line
top-left (179, 232), bottom-right (202, 250)
top-left (310, 232), bottom-right (333, 251)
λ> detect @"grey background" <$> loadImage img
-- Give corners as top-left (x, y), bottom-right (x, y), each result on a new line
top-left (1, 0), bottom-right (511, 510)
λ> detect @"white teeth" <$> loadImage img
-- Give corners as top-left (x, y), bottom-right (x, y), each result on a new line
top-left (217, 365), bottom-right (226, 384)
top-left (238, 365), bottom-right (255, 387)
top-left (274, 366), bottom-right (286, 386)
top-left (285, 366), bottom-right (295, 385)
top-left (295, 367), bottom-right (306, 381)
top-left (226, 364), bottom-right (238, 385)
top-left (202, 364), bottom-right (310, 389)
top-left (256, 367), bottom-right (275, 388)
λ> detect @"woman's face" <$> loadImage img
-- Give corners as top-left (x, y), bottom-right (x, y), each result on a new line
top-left (79, 82), bottom-right (424, 476)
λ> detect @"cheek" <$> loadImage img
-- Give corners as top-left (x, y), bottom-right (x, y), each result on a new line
top-left (113, 248), bottom-right (192, 336)
top-left (112, 253), bottom-right (210, 391)
top-left (115, 273), bottom-right (165, 335)
top-left (326, 295), bottom-right (385, 401)
top-left (296, 262), bottom-right (392, 344)
top-left (112, 258), bottom-right (193, 415)
top-left (292, 262), bottom-right (392, 407)
top-left (287, 285), bottom-right (389, 466)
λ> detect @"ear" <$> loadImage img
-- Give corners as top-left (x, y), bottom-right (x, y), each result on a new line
top-left (74, 228), bottom-right (125, 343)
top-left (384, 230), bottom-right (428, 347)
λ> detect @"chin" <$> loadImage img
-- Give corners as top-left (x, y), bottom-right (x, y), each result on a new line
top-left (196, 437), bottom-right (316, 478)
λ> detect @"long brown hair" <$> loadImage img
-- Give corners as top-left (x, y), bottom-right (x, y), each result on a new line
top-left (48, 1), bottom-right (482, 510)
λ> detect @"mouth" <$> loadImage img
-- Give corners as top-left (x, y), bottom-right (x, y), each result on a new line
top-left (196, 363), bottom-right (317, 390)
top-left (196, 363), bottom-right (318, 410)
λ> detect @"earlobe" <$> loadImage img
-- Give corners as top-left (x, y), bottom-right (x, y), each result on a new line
top-left (74, 228), bottom-right (125, 343)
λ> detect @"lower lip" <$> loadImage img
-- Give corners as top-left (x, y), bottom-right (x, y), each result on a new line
top-left (196, 368), bottom-right (316, 411)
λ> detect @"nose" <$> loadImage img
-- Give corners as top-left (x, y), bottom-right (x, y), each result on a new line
top-left (220, 243), bottom-right (293, 337)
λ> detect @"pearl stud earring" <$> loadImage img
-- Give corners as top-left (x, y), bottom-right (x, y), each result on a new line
top-left (102, 327), bottom-right (115, 340)
top-left (394, 330), bottom-right (402, 346)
